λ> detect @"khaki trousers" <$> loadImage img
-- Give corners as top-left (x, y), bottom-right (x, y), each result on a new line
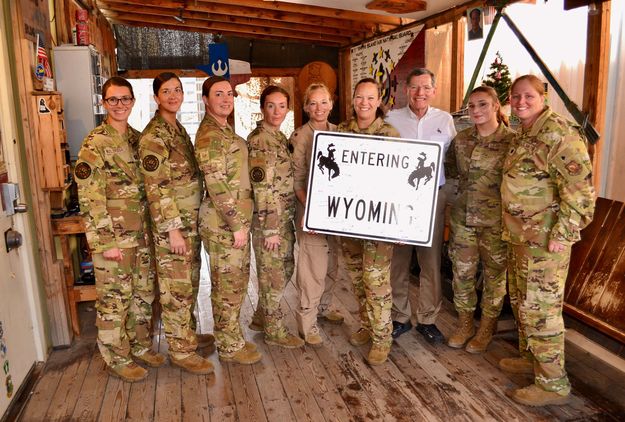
top-left (294, 229), bottom-right (340, 335)
top-left (390, 185), bottom-right (449, 325)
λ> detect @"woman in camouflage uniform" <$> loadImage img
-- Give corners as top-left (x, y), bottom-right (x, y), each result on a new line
top-left (248, 85), bottom-right (304, 349)
top-left (291, 83), bottom-right (344, 347)
top-left (75, 77), bottom-right (161, 382)
top-left (499, 75), bottom-right (595, 406)
top-left (338, 78), bottom-right (400, 365)
top-left (139, 72), bottom-right (213, 374)
top-left (194, 76), bottom-right (262, 365)
top-left (446, 86), bottom-right (514, 353)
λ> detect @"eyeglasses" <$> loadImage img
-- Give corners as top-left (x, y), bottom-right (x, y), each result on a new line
top-left (409, 85), bottom-right (434, 92)
top-left (104, 96), bottom-right (134, 106)
top-left (160, 87), bottom-right (184, 96)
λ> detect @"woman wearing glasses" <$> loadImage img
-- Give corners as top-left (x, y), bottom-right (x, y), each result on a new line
top-left (139, 72), bottom-right (213, 374)
top-left (75, 76), bottom-right (161, 382)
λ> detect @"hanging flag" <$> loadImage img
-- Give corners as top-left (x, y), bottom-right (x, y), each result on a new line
top-left (35, 33), bottom-right (52, 80)
top-left (197, 42), bottom-right (230, 78)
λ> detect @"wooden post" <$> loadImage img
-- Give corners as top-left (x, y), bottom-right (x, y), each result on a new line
top-left (583, 2), bottom-right (611, 190)
top-left (450, 11), bottom-right (465, 112)
top-left (338, 48), bottom-right (351, 122)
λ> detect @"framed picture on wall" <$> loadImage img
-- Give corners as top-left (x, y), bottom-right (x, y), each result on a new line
top-left (467, 7), bottom-right (484, 40)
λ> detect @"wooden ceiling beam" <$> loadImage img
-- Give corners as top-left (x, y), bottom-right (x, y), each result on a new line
top-left (97, 1), bottom-right (367, 38)
top-left (97, 0), bottom-right (389, 34)
top-left (198, 0), bottom-right (407, 26)
top-left (96, 0), bottom-right (403, 26)
top-left (121, 67), bottom-right (301, 79)
top-left (105, 14), bottom-right (347, 46)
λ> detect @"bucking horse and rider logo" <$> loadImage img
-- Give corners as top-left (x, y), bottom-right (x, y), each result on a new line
top-left (316, 144), bottom-right (435, 191)
top-left (317, 143), bottom-right (340, 180)
top-left (408, 152), bottom-right (435, 190)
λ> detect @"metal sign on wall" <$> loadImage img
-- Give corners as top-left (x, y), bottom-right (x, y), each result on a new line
top-left (304, 131), bottom-right (442, 246)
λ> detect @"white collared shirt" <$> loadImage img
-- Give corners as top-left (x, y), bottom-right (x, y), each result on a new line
top-left (386, 106), bottom-right (456, 186)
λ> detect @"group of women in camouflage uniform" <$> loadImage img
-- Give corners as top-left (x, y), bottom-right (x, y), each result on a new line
top-left (77, 71), bottom-right (594, 406)
top-left (445, 76), bottom-right (594, 406)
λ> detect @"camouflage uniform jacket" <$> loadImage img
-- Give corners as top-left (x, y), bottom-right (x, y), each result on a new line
top-left (291, 121), bottom-right (337, 193)
top-left (501, 107), bottom-right (595, 247)
top-left (337, 117), bottom-right (400, 139)
top-left (248, 121), bottom-right (295, 237)
top-left (75, 123), bottom-right (147, 253)
top-left (446, 122), bottom-right (515, 227)
top-left (195, 113), bottom-right (252, 232)
top-left (139, 112), bottom-right (202, 234)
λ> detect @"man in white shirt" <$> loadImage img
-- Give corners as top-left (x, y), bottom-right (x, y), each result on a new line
top-left (385, 68), bottom-right (456, 343)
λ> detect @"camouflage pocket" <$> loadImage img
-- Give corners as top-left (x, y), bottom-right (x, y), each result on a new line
top-left (238, 198), bottom-right (254, 221)
top-left (108, 206), bottom-right (142, 232)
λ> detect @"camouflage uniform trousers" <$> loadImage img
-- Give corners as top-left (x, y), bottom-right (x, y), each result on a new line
top-left (294, 228), bottom-right (340, 336)
top-left (94, 240), bottom-right (155, 368)
top-left (252, 224), bottom-right (295, 339)
top-left (340, 237), bottom-right (393, 347)
top-left (449, 221), bottom-right (507, 318)
top-left (153, 228), bottom-right (201, 359)
top-left (202, 231), bottom-right (250, 357)
top-left (507, 243), bottom-right (572, 393)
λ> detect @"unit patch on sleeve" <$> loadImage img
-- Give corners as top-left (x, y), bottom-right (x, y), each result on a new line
top-left (142, 154), bottom-right (160, 172)
top-left (565, 160), bottom-right (582, 176)
top-left (74, 162), bottom-right (92, 180)
top-left (250, 166), bottom-right (265, 183)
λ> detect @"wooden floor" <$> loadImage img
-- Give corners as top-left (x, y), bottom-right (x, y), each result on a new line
top-left (16, 249), bottom-right (625, 422)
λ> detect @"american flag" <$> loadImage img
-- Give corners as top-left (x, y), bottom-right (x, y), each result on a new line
top-left (36, 33), bottom-right (52, 78)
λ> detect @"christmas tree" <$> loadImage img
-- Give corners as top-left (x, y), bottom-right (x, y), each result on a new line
top-left (483, 51), bottom-right (511, 104)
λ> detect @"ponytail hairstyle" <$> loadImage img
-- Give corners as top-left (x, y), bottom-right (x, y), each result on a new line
top-left (470, 85), bottom-right (508, 126)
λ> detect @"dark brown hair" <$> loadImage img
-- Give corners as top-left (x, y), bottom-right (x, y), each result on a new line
top-left (153, 72), bottom-right (182, 95)
top-left (102, 76), bottom-right (134, 100)
top-left (202, 76), bottom-right (230, 97)
top-left (260, 85), bottom-right (290, 109)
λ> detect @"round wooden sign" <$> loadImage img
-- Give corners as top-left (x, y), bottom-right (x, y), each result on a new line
top-left (298, 61), bottom-right (337, 96)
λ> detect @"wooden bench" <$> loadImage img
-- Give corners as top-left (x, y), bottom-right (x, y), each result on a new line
top-left (565, 197), bottom-right (625, 344)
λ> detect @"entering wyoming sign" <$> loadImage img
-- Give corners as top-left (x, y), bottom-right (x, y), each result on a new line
top-left (303, 131), bottom-right (442, 247)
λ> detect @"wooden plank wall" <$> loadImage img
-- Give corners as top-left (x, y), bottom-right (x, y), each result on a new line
top-left (565, 197), bottom-right (625, 343)
top-left (10, 0), bottom-right (73, 346)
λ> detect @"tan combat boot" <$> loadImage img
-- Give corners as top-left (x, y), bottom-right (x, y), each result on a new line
top-left (132, 349), bottom-right (166, 368)
top-left (318, 310), bottom-right (345, 325)
top-left (367, 344), bottom-right (391, 365)
top-left (510, 385), bottom-right (570, 406)
top-left (170, 353), bottom-right (214, 375)
top-left (196, 333), bottom-right (215, 348)
top-left (447, 311), bottom-right (475, 349)
top-left (301, 325), bottom-right (323, 347)
top-left (465, 315), bottom-right (498, 354)
top-left (244, 341), bottom-right (258, 352)
top-left (265, 332), bottom-right (305, 349)
top-left (249, 309), bottom-right (264, 332)
top-left (499, 357), bottom-right (534, 374)
top-left (220, 346), bottom-right (262, 365)
top-left (107, 362), bottom-right (148, 383)
top-left (349, 328), bottom-right (371, 346)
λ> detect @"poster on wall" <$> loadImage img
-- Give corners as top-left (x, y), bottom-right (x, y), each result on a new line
top-left (304, 131), bottom-right (442, 246)
top-left (350, 25), bottom-right (425, 109)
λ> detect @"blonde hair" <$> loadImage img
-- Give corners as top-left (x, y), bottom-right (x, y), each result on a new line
top-left (303, 82), bottom-right (333, 107)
